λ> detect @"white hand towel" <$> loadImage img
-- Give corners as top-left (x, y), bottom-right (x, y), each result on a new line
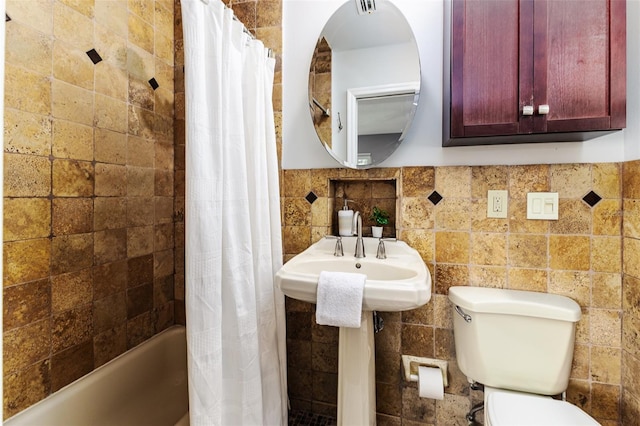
top-left (316, 271), bottom-right (366, 328)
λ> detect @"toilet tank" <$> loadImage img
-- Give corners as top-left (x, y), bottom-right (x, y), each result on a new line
top-left (448, 286), bottom-right (581, 396)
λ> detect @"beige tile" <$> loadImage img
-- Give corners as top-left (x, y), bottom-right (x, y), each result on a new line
top-left (591, 236), bottom-right (622, 273)
top-left (128, 13), bottom-right (155, 53)
top-left (58, 0), bottom-right (95, 18)
top-left (471, 165), bottom-right (508, 198)
top-left (126, 197), bottom-right (154, 227)
top-left (5, 21), bottom-right (52, 76)
top-left (508, 199), bottom-right (549, 234)
top-left (51, 233), bottom-right (93, 275)
top-left (469, 266), bottom-right (507, 288)
top-left (53, 41), bottom-right (94, 90)
top-left (127, 105), bottom-right (155, 139)
top-left (591, 383), bottom-right (621, 421)
top-left (623, 199), bottom-right (640, 239)
top-left (52, 120), bottom-right (93, 161)
top-left (623, 160), bottom-right (640, 199)
top-left (95, 94), bottom-right (128, 133)
top-left (593, 199), bottom-right (622, 236)
top-left (623, 274), bottom-right (640, 317)
top-left (435, 232), bottom-right (470, 264)
top-left (550, 163), bottom-right (591, 199)
top-left (6, 0), bottom-right (53, 34)
top-left (127, 136), bottom-right (154, 167)
top-left (591, 346), bottom-right (621, 384)
top-left (590, 309), bottom-right (621, 347)
top-left (471, 233), bottom-right (506, 266)
top-left (622, 314), bottom-right (640, 357)
top-left (549, 270), bottom-right (591, 307)
top-left (94, 229), bottom-right (127, 264)
top-left (95, 0), bottom-right (128, 37)
top-left (592, 273), bottom-right (622, 309)
top-left (127, 43), bottom-right (155, 81)
top-left (3, 198), bottom-right (51, 242)
top-left (593, 163), bottom-right (621, 199)
top-left (283, 226), bottom-right (311, 255)
top-left (95, 61), bottom-right (128, 101)
top-left (94, 24), bottom-right (127, 69)
top-left (3, 239), bottom-right (51, 286)
top-left (470, 199), bottom-right (508, 233)
top-left (623, 237), bottom-right (640, 278)
top-left (4, 153), bottom-right (51, 197)
top-left (508, 234), bottom-right (547, 268)
top-left (435, 199), bottom-right (471, 231)
top-left (434, 264), bottom-right (468, 295)
top-left (400, 229), bottom-right (434, 264)
top-left (52, 198), bottom-right (93, 235)
top-left (310, 197), bottom-right (330, 227)
top-left (95, 163), bottom-right (127, 196)
top-left (3, 319), bottom-right (51, 374)
top-left (155, 87), bottom-right (174, 118)
top-left (4, 63), bottom-right (51, 115)
top-left (4, 108), bottom-right (52, 156)
top-left (509, 164), bottom-right (549, 199)
top-left (53, 1), bottom-right (93, 48)
top-left (508, 268), bottom-right (547, 292)
top-left (154, 1), bottom-right (174, 37)
top-left (127, 166), bottom-right (155, 196)
top-left (128, 0), bottom-right (154, 23)
top-left (435, 166), bottom-right (471, 198)
top-left (52, 159), bottom-right (94, 197)
top-left (571, 343), bottom-right (589, 379)
top-left (52, 80), bottom-right (93, 126)
top-left (402, 167), bottom-right (435, 197)
top-left (95, 128), bottom-right (126, 164)
top-left (549, 235), bottom-right (590, 271)
top-left (51, 269), bottom-right (93, 314)
top-left (550, 199), bottom-right (591, 234)
top-left (401, 197), bottom-right (434, 229)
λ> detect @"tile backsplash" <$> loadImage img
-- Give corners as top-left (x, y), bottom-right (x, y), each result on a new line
top-left (283, 163), bottom-right (634, 425)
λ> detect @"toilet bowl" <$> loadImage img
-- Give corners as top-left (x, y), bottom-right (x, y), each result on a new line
top-left (484, 387), bottom-right (600, 426)
top-left (448, 286), bottom-right (600, 425)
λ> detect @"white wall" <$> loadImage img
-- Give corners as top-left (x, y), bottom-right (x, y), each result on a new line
top-left (283, 0), bottom-right (640, 169)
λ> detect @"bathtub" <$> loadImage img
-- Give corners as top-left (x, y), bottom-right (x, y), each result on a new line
top-left (4, 325), bottom-right (189, 426)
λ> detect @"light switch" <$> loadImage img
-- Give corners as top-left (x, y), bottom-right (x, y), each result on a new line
top-left (527, 192), bottom-right (559, 220)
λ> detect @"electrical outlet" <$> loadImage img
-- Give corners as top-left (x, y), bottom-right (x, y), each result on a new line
top-left (487, 190), bottom-right (508, 218)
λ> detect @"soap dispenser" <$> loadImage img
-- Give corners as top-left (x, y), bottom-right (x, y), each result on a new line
top-left (338, 199), bottom-right (354, 236)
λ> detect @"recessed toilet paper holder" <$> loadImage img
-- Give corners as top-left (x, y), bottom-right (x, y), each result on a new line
top-left (401, 355), bottom-right (448, 387)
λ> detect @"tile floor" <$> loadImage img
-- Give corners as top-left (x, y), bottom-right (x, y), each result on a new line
top-left (288, 410), bottom-right (336, 426)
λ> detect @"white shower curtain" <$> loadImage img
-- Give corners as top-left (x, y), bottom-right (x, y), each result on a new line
top-left (182, 0), bottom-right (287, 424)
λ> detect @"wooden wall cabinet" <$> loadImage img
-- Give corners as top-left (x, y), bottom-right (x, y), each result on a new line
top-left (443, 0), bottom-right (626, 147)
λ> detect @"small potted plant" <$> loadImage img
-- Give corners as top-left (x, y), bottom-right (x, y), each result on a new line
top-left (369, 206), bottom-right (389, 238)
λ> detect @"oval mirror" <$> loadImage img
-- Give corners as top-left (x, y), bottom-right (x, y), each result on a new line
top-left (308, 0), bottom-right (421, 169)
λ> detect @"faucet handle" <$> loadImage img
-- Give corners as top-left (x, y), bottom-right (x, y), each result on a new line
top-left (376, 238), bottom-right (396, 259)
top-left (325, 235), bottom-right (344, 257)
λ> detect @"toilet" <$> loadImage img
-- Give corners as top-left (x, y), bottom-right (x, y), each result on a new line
top-left (448, 286), bottom-right (600, 425)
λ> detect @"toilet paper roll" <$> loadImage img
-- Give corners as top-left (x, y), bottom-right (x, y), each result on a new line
top-left (417, 366), bottom-right (444, 400)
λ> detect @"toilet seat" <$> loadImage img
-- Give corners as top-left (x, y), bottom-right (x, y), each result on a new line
top-left (487, 390), bottom-right (600, 426)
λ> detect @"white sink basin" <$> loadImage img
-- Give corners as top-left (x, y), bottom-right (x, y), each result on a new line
top-left (276, 236), bottom-right (431, 311)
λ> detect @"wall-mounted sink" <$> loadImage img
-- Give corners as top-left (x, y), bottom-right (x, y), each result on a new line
top-left (276, 236), bottom-right (431, 311)
top-left (276, 236), bottom-right (432, 426)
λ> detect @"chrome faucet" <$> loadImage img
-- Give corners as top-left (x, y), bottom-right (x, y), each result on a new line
top-left (353, 211), bottom-right (365, 258)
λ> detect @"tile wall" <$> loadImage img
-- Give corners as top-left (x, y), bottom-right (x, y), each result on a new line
top-left (283, 163), bottom-right (632, 425)
top-left (3, 0), bottom-right (176, 418)
top-left (622, 159), bottom-right (640, 424)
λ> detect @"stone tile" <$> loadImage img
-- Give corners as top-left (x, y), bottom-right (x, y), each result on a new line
top-left (284, 198), bottom-right (311, 226)
top-left (593, 163), bottom-right (621, 199)
top-left (567, 378), bottom-right (591, 413)
top-left (469, 266), bottom-right (507, 288)
top-left (623, 314), bottom-right (640, 358)
top-left (592, 273), bottom-right (622, 309)
top-left (52, 80), bottom-right (93, 126)
top-left (508, 234), bottom-right (547, 268)
top-left (58, 0), bottom-right (95, 19)
top-left (52, 120), bottom-right (94, 161)
top-left (52, 304), bottom-right (93, 352)
top-left (129, 0), bottom-right (154, 23)
top-left (129, 12), bottom-right (155, 54)
top-left (402, 301), bottom-right (434, 326)
top-left (623, 237), bottom-right (640, 278)
top-left (470, 199), bottom-right (509, 233)
top-left (435, 232), bottom-right (469, 264)
top-left (94, 197), bottom-right (127, 230)
top-left (590, 309), bottom-right (622, 347)
top-left (4, 153), bottom-right (51, 197)
top-left (471, 233), bottom-right (506, 266)
top-left (93, 324), bottom-right (127, 367)
top-left (402, 167), bottom-right (435, 197)
top-left (4, 63), bottom-right (51, 115)
top-left (623, 274), bottom-right (640, 317)
top-left (6, 0), bottom-right (53, 34)
top-left (5, 21), bottom-right (52, 77)
top-left (154, 223), bottom-right (174, 251)
top-left (621, 386), bottom-right (640, 426)
top-left (94, 21), bottom-right (127, 68)
top-left (591, 236), bottom-right (622, 273)
top-left (52, 198), bottom-right (93, 235)
top-left (127, 226), bottom-right (154, 257)
top-left (549, 235), bottom-right (590, 271)
top-left (435, 166), bottom-right (470, 199)
top-left (126, 311), bottom-right (155, 348)
top-left (377, 382), bottom-right (402, 417)
top-left (50, 340), bottom-right (93, 392)
top-left (53, 1), bottom-right (93, 48)
top-left (471, 165), bottom-right (509, 198)
top-left (95, 128), bottom-right (126, 164)
top-left (591, 383), bottom-right (620, 421)
top-left (283, 226), bottom-right (311, 255)
top-left (402, 384), bottom-right (436, 423)
top-left (623, 199), bottom-right (640, 239)
top-left (435, 393), bottom-right (471, 426)
top-left (432, 294), bottom-right (453, 329)
top-left (550, 163), bottom-right (591, 199)
top-left (3, 319), bottom-right (51, 374)
top-left (52, 159), bottom-right (94, 197)
top-left (3, 359), bottom-right (50, 419)
top-left (155, 170), bottom-right (174, 197)
top-left (311, 341), bottom-right (338, 374)
top-left (4, 108), bottom-right (52, 156)
top-left (591, 346), bottom-right (621, 384)
top-left (593, 199), bottom-right (622, 236)
top-left (3, 238), bottom-right (51, 286)
top-left (3, 279), bottom-right (50, 331)
top-left (95, 94), bottom-right (128, 133)
top-left (508, 199), bottom-right (549, 234)
top-left (127, 197), bottom-right (155, 227)
top-left (93, 260), bottom-right (128, 300)
top-left (571, 343), bottom-right (589, 380)
top-left (129, 78), bottom-right (155, 111)
top-left (623, 160), bottom-right (640, 199)
top-left (3, 198), bottom-right (51, 241)
top-left (51, 233), bottom-right (93, 275)
top-left (311, 371), bottom-right (338, 404)
top-left (508, 164), bottom-right (550, 199)
top-left (434, 327), bottom-right (456, 361)
top-left (435, 199), bottom-right (470, 231)
top-left (549, 271), bottom-right (591, 307)
top-left (93, 292), bottom-right (127, 333)
top-left (401, 324), bottom-right (434, 358)
top-left (507, 268), bottom-right (547, 292)
top-left (550, 199), bottom-right (591, 234)
top-left (52, 41), bottom-right (94, 90)
top-left (155, 196), bottom-right (174, 223)
top-left (155, 32), bottom-right (174, 66)
top-left (622, 352), bottom-right (640, 397)
top-left (434, 264), bottom-right (468, 295)
top-left (154, 1), bottom-right (174, 37)
top-left (94, 228), bottom-right (127, 265)
top-left (95, 60), bottom-right (128, 101)
top-left (153, 249), bottom-right (174, 278)
top-left (95, 163), bottom-right (127, 196)
top-left (51, 269), bottom-right (92, 314)
top-left (375, 347), bottom-right (401, 384)
top-left (153, 275), bottom-right (174, 306)
top-left (127, 166), bottom-right (155, 196)
top-left (126, 284), bottom-right (153, 319)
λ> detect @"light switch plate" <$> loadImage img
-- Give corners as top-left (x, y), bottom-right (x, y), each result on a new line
top-left (527, 192), bottom-right (559, 220)
top-left (487, 190), bottom-right (508, 218)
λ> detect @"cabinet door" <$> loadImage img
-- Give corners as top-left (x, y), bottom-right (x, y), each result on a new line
top-left (532, 0), bottom-right (626, 133)
top-left (450, 0), bottom-right (532, 138)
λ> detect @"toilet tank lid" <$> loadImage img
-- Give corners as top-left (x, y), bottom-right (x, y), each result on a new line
top-left (448, 286), bottom-right (581, 322)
